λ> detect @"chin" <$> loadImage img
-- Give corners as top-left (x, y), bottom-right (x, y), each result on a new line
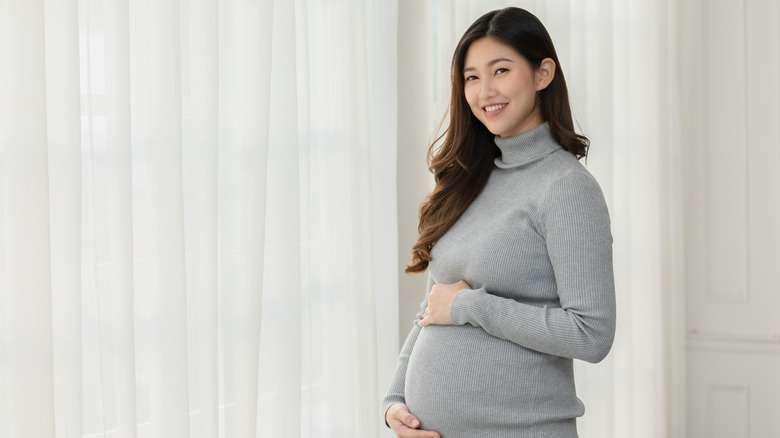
top-left (481, 123), bottom-right (505, 137)
top-left (491, 127), bottom-right (512, 137)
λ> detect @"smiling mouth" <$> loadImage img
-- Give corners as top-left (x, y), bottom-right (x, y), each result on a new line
top-left (484, 103), bottom-right (507, 113)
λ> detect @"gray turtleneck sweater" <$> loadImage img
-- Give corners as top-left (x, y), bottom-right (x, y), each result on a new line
top-left (383, 123), bottom-right (615, 438)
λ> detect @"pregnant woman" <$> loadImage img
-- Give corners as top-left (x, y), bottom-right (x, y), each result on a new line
top-left (383, 7), bottom-right (616, 438)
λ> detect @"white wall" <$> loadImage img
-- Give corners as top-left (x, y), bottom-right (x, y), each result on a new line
top-left (680, 0), bottom-right (780, 435)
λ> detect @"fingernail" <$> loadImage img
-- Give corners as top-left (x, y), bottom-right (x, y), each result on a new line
top-left (411, 419), bottom-right (419, 427)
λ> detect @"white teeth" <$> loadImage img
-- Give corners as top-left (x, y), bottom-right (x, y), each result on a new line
top-left (485, 103), bottom-right (507, 112)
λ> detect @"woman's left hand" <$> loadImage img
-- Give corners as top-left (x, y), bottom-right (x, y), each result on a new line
top-left (418, 280), bottom-right (471, 327)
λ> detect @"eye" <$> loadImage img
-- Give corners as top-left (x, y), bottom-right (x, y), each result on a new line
top-left (495, 68), bottom-right (509, 75)
top-left (465, 75), bottom-right (478, 82)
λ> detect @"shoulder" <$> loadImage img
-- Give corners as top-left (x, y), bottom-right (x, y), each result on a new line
top-left (546, 148), bottom-right (595, 178)
top-left (534, 152), bottom-right (611, 235)
top-left (490, 147), bottom-right (608, 224)
top-left (542, 149), bottom-right (604, 197)
top-left (502, 148), bottom-right (603, 203)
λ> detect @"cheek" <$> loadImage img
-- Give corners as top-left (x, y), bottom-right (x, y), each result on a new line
top-left (463, 86), bottom-right (481, 113)
top-left (508, 79), bottom-right (536, 106)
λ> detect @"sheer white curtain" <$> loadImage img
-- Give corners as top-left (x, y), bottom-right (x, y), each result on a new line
top-left (429, 1), bottom-right (686, 437)
top-left (0, 0), bottom-right (398, 437)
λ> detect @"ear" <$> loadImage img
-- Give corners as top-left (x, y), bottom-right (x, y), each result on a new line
top-left (535, 58), bottom-right (556, 91)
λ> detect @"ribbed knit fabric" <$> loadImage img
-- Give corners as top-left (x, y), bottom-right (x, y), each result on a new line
top-left (383, 122), bottom-right (616, 438)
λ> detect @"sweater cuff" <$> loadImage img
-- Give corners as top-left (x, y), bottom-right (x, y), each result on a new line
top-left (450, 288), bottom-right (485, 326)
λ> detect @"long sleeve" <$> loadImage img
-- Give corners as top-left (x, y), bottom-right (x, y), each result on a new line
top-left (381, 275), bottom-right (434, 420)
top-left (449, 172), bottom-right (615, 363)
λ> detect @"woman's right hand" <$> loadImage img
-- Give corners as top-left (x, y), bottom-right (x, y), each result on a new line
top-left (385, 403), bottom-right (441, 438)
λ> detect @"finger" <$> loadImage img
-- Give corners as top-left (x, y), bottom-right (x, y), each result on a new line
top-left (392, 424), bottom-right (428, 438)
top-left (391, 420), bottom-right (441, 438)
top-left (402, 412), bottom-right (420, 428)
top-left (397, 428), bottom-right (440, 438)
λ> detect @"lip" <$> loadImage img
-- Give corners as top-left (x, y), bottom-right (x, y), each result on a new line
top-left (482, 103), bottom-right (508, 118)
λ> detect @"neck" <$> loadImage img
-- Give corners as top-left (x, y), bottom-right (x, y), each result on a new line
top-left (493, 122), bottom-right (560, 168)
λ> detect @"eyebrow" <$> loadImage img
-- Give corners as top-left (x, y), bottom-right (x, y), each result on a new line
top-left (463, 57), bottom-right (515, 73)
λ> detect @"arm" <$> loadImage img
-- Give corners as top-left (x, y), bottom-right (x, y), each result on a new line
top-left (381, 276), bottom-right (434, 421)
top-left (449, 172), bottom-right (616, 363)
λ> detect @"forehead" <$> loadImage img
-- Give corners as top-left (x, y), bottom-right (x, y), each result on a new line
top-left (463, 37), bottom-right (522, 67)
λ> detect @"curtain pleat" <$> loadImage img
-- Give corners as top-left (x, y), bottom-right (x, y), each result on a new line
top-left (135, 1), bottom-right (191, 436)
top-left (364, 1), bottom-right (400, 435)
top-left (613, 0), bottom-right (672, 436)
top-left (216, 0), bottom-right (271, 436)
top-left (183, 0), bottom-right (219, 437)
top-left (103, 0), bottom-right (137, 436)
top-left (0, 1), bottom-right (56, 437)
top-left (260, 0), bottom-right (302, 435)
top-left (44, 1), bottom-right (84, 438)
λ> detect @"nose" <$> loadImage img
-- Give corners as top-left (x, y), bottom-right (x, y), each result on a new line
top-left (479, 77), bottom-right (497, 100)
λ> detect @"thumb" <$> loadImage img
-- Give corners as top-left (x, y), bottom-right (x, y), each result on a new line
top-left (402, 412), bottom-right (420, 428)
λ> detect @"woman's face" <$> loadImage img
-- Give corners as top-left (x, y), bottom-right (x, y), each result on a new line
top-left (462, 37), bottom-right (543, 138)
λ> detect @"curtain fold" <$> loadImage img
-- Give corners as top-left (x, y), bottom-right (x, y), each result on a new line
top-left (0, 0), bottom-right (398, 437)
top-left (182, 0), bottom-right (219, 437)
top-left (260, 0), bottom-right (300, 435)
top-left (45, 1), bottom-right (84, 437)
top-left (213, 0), bottom-right (271, 436)
top-left (102, 0), bottom-right (137, 436)
top-left (1, 1), bottom-right (57, 437)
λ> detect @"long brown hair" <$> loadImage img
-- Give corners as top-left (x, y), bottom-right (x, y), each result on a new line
top-left (406, 7), bottom-right (589, 274)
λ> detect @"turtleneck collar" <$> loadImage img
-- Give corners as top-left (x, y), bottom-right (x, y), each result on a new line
top-left (494, 122), bottom-right (561, 169)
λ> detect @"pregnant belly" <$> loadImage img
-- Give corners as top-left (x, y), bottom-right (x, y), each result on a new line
top-left (404, 324), bottom-right (582, 435)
